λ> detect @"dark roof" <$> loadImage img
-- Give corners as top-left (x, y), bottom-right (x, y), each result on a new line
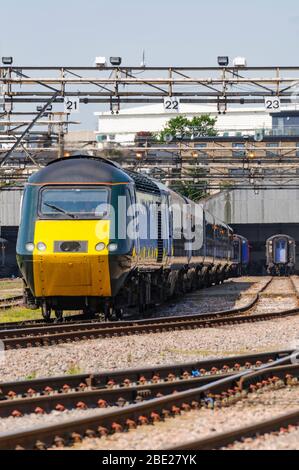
top-left (125, 170), bottom-right (161, 195)
top-left (267, 234), bottom-right (295, 242)
top-left (28, 156), bottom-right (133, 184)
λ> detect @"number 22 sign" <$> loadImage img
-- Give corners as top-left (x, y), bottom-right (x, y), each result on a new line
top-left (164, 97), bottom-right (180, 113)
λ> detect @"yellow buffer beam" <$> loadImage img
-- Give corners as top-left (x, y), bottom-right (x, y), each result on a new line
top-left (33, 220), bottom-right (111, 297)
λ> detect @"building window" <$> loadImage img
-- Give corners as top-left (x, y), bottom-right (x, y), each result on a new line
top-left (266, 143), bottom-right (279, 157)
top-left (272, 115), bottom-right (299, 136)
top-left (96, 134), bottom-right (107, 142)
top-left (194, 143), bottom-right (208, 157)
top-left (229, 169), bottom-right (250, 177)
top-left (232, 143), bottom-right (245, 158)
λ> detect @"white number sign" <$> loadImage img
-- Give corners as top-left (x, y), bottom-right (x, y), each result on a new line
top-left (265, 97), bottom-right (281, 113)
top-left (64, 97), bottom-right (80, 114)
top-left (164, 97), bottom-right (180, 113)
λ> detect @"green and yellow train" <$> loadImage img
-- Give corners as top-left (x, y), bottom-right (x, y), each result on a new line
top-left (17, 155), bottom-right (245, 321)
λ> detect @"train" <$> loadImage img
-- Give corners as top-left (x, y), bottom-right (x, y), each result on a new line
top-left (17, 155), bottom-right (249, 321)
top-left (231, 235), bottom-right (250, 276)
top-left (266, 234), bottom-right (296, 276)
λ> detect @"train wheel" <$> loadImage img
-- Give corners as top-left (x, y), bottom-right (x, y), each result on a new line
top-left (55, 310), bottom-right (63, 321)
top-left (83, 308), bottom-right (96, 318)
top-left (23, 288), bottom-right (38, 310)
top-left (138, 302), bottom-right (146, 316)
top-left (202, 273), bottom-right (209, 288)
top-left (104, 304), bottom-right (118, 321)
top-left (116, 308), bottom-right (124, 320)
top-left (104, 304), bottom-right (123, 321)
top-left (104, 304), bottom-right (111, 321)
top-left (41, 302), bottom-right (51, 322)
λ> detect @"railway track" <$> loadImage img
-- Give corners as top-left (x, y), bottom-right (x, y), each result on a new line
top-left (0, 350), bottom-right (298, 450)
top-left (0, 295), bottom-right (23, 311)
top-left (169, 409), bottom-right (299, 451)
top-left (0, 351), bottom-right (288, 419)
top-left (1, 277), bottom-right (299, 350)
top-left (0, 276), bottom-right (270, 329)
top-left (168, 363), bottom-right (299, 450)
top-left (0, 313), bottom-right (103, 330)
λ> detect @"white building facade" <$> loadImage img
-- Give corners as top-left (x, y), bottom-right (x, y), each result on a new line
top-left (95, 103), bottom-right (274, 145)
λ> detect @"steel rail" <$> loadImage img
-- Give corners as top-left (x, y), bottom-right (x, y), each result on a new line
top-left (0, 277), bottom-right (271, 331)
top-left (0, 277), bottom-right (296, 349)
top-left (0, 350), bottom-right (288, 402)
top-left (169, 363), bottom-right (299, 450)
top-left (0, 352), bottom-right (297, 450)
top-left (3, 308), bottom-right (299, 350)
top-left (1, 351), bottom-right (289, 419)
top-left (0, 295), bottom-right (23, 311)
top-left (0, 279), bottom-right (272, 348)
top-left (4, 277), bottom-right (298, 350)
top-left (168, 410), bottom-right (299, 450)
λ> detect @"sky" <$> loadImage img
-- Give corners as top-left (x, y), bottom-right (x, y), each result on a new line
top-left (1, 0), bottom-right (299, 128)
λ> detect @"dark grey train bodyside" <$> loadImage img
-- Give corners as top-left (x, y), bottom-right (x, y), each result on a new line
top-left (17, 156), bottom-right (247, 320)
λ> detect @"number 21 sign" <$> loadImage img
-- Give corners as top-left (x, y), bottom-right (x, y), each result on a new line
top-left (64, 97), bottom-right (80, 114)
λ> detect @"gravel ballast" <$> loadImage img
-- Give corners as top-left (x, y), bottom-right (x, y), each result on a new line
top-left (0, 407), bottom-right (117, 434)
top-left (0, 276), bottom-right (298, 450)
top-left (70, 386), bottom-right (299, 450)
top-left (3, 383), bottom-right (298, 450)
top-left (160, 277), bottom-right (269, 317)
top-left (227, 427), bottom-right (299, 451)
top-left (253, 277), bottom-right (298, 313)
top-left (1, 313), bottom-right (299, 382)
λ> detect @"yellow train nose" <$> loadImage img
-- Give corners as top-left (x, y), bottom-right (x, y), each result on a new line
top-left (33, 253), bottom-right (111, 297)
top-left (32, 220), bottom-right (111, 297)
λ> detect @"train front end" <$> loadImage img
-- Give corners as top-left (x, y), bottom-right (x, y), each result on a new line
top-left (16, 157), bottom-right (134, 320)
top-left (266, 235), bottom-right (296, 276)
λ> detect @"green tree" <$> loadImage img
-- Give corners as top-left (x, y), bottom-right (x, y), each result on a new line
top-left (159, 114), bottom-right (217, 142)
top-left (170, 167), bottom-right (208, 202)
top-left (189, 115), bottom-right (218, 137)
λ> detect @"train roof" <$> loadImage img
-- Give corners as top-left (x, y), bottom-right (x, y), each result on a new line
top-left (27, 155), bottom-right (184, 199)
top-left (233, 234), bottom-right (248, 242)
top-left (266, 234), bottom-right (295, 242)
top-left (28, 156), bottom-right (167, 197)
top-left (26, 156), bottom-right (229, 231)
top-left (28, 156), bottom-right (133, 185)
top-left (126, 170), bottom-right (162, 196)
top-left (214, 215), bottom-right (232, 231)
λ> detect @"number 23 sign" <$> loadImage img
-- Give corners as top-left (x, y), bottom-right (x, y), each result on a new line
top-left (264, 97), bottom-right (281, 113)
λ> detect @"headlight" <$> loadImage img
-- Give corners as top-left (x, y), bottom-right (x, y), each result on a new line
top-left (108, 243), bottom-right (118, 252)
top-left (37, 242), bottom-right (47, 252)
top-left (25, 243), bottom-right (35, 253)
top-left (95, 242), bottom-right (106, 252)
